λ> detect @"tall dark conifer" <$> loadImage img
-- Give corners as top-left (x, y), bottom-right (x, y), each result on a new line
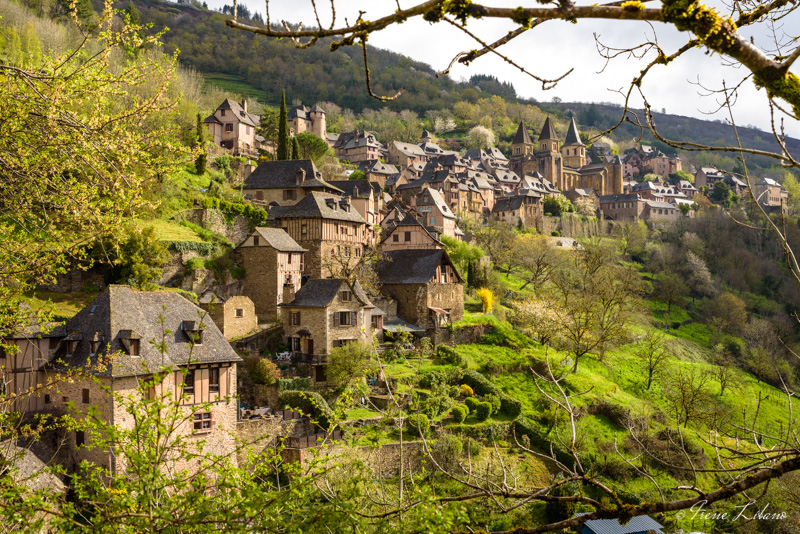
top-left (195, 113), bottom-right (207, 175)
top-left (291, 137), bottom-right (300, 159)
top-left (277, 90), bottom-right (289, 160)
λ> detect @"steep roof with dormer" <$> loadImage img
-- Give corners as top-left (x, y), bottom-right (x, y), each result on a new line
top-left (268, 192), bottom-right (366, 223)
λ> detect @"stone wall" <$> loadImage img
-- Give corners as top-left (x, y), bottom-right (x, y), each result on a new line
top-left (538, 213), bottom-right (609, 238)
top-left (37, 264), bottom-right (110, 293)
top-left (281, 441), bottom-right (425, 477)
top-left (184, 208), bottom-right (251, 247)
top-left (429, 323), bottom-right (493, 346)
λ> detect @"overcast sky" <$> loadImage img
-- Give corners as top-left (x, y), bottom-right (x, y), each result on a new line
top-left (205, 0), bottom-right (800, 138)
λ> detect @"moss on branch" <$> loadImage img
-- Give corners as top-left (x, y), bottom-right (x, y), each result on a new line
top-left (754, 69), bottom-right (800, 118)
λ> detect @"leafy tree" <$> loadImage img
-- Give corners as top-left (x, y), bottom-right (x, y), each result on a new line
top-left (0, 11), bottom-right (179, 336)
top-left (543, 196), bottom-right (572, 216)
top-left (252, 358), bottom-right (281, 385)
top-left (703, 292), bottom-right (748, 335)
top-left (440, 235), bottom-right (483, 287)
top-left (545, 480), bottom-right (576, 524)
top-left (349, 170), bottom-right (366, 180)
top-left (116, 226), bottom-right (170, 290)
top-left (295, 132), bottom-right (332, 164)
top-left (327, 340), bottom-right (376, 386)
top-left (277, 90), bottom-right (289, 160)
top-left (710, 180), bottom-right (733, 206)
top-left (472, 219), bottom-right (516, 271)
top-left (195, 113), bottom-right (207, 174)
top-left (669, 169), bottom-right (693, 184)
top-left (682, 251), bottom-right (715, 302)
top-left (54, 0), bottom-right (93, 25)
top-left (783, 172), bottom-right (800, 214)
top-left (125, 1), bottom-right (141, 25)
top-left (477, 288), bottom-right (494, 313)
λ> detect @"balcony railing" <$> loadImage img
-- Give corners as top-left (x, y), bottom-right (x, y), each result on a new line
top-left (284, 430), bottom-right (343, 449)
top-left (291, 352), bottom-right (328, 365)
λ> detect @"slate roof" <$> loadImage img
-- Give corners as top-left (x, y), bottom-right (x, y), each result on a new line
top-left (580, 514), bottom-right (663, 534)
top-left (281, 279), bottom-right (373, 308)
top-left (268, 192), bottom-right (366, 223)
top-left (487, 147), bottom-right (508, 160)
top-left (645, 200), bottom-right (678, 210)
top-left (538, 117), bottom-right (558, 141)
top-left (51, 286), bottom-right (241, 378)
top-left (381, 213), bottom-right (443, 246)
top-left (419, 141), bottom-right (446, 155)
top-left (464, 149), bottom-right (489, 160)
top-left (392, 140), bottom-right (427, 157)
top-left (377, 249), bottom-right (462, 285)
top-left (756, 177), bottom-right (781, 186)
top-left (564, 117), bottom-right (583, 146)
top-left (512, 122), bottom-right (533, 145)
top-left (287, 105), bottom-right (310, 121)
top-left (360, 160), bottom-right (399, 176)
top-left (492, 196), bottom-right (524, 212)
top-left (243, 160), bottom-right (341, 193)
top-left (251, 228), bottom-right (306, 252)
top-left (327, 179), bottom-right (376, 199)
top-left (212, 98), bottom-right (259, 127)
top-left (310, 104), bottom-right (325, 113)
top-left (417, 188), bottom-right (455, 219)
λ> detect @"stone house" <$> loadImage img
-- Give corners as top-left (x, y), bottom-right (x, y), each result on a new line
top-left (753, 177), bottom-right (789, 209)
top-left (327, 179), bottom-right (383, 240)
top-left (242, 160), bottom-right (342, 207)
top-left (279, 279), bottom-right (374, 383)
top-left (416, 187), bottom-right (457, 238)
top-left (287, 104), bottom-right (327, 138)
top-left (400, 162), bottom-right (426, 183)
top-left (333, 130), bottom-right (384, 163)
top-left (695, 166), bottom-right (726, 188)
top-left (198, 292), bottom-right (258, 340)
top-left (204, 98), bottom-right (261, 156)
top-left (1, 286), bottom-right (241, 473)
top-left (376, 249), bottom-right (464, 330)
top-left (676, 179), bottom-right (698, 196)
top-left (268, 192), bottom-right (368, 279)
top-left (599, 193), bottom-right (646, 221)
top-left (359, 160), bottom-right (399, 188)
top-left (643, 200), bottom-right (680, 222)
top-left (492, 189), bottom-right (543, 227)
top-left (388, 141), bottom-right (428, 167)
top-left (381, 213), bottom-right (443, 252)
top-left (564, 188), bottom-right (600, 213)
top-left (236, 227), bottom-right (306, 322)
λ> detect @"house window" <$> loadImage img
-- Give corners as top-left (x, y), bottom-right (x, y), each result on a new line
top-left (283, 190), bottom-right (296, 201)
top-left (129, 339), bottom-right (140, 356)
top-left (245, 126), bottom-right (250, 135)
top-left (430, 216), bottom-right (435, 225)
top-left (355, 247), bottom-right (361, 257)
top-left (289, 311), bottom-right (301, 326)
top-left (393, 234), bottom-right (399, 242)
top-left (287, 253), bottom-right (293, 264)
top-left (193, 412), bottom-right (213, 432)
top-left (44, 394), bottom-right (51, 404)
top-left (371, 315), bottom-right (383, 329)
top-left (291, 337), bottom-right (301, 352)
top-left (225, 123), bottom-right (233, 132)
top-left (82, 388), bottom-right (90, 404)
top-left (76, 431), bottom-right (85, 447)
top-left (209, 368), bottom-right (220, 393)
top-left (340, 291), bottom-right (352, 302)
top-left (66, 341), bottom-right (76, 356)
top-left (221, 109), bottom-right (226, 116)
top-left (253, 235), bottom-right (260, 246)
top-left (184, 369), bottom-right (195, 394)
top-left (404, 231), bottom-right (411, 242)
top-left (62, 396), bottom-right (69, 403)
top-left (301, 224), bottom-right (307, 234)
top-left (235, 308), bottom-right (244, 318)
top-left (334, 311), bottom-right (356, 327)
top-left (193, 331), bottom-right (203, 345)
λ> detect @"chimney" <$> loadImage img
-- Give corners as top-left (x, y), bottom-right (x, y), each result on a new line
top-left (242, 98), bottom-right (247, 113)
top-left (295, 168), bottom-right (306, 186)
top-left (283, 285), bottom-right (296, 304)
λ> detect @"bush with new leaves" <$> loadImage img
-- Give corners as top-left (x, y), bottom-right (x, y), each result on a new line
top-left (460, 384), bottom-right (474, 397)
top-left (452, 405), bottom-right (468, 423)
top-left (475, 402), bottom-right (492, 421)
top-left (406, 413), bottom-right (431, 437)
top-left (252, 359), bottom-right (280, 386)
top-left (464, 397), bottom-right (479, 413)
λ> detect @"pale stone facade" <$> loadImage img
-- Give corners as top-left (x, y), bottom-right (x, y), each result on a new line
top-left (204, 99), bottom-right (261, 156)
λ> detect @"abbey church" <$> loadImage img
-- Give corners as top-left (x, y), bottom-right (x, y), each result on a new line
top-left (510, 117), bottom-right (623, 196)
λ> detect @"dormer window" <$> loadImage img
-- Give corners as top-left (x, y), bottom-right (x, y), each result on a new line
top-left (129, 339), bottom-right (140, 356)
top-left (340, 291), bottom-right (352, 302)
top-left (182, 321), bottom-right (204, 346)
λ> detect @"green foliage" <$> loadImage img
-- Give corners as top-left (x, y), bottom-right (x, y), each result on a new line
top-left (440, 235), bottom-right (483, 286)
top-left (543, 196), bottom-right (572, 216)
top-left (279, 390), bottom-right (334, 429)
top-left (406, 413), bottom-right (431, 437)
top-left (485, 395), bottom-right (502, 415)
top-left (464, 397), bottom-right (479, 413)
top-left (116, 226), bottom-right (170, 289)
top-left (291, 136), bottom-right (300, 159)
top-left (185, 257), bottom-right (205, 271)
top-left (327, 341), bottom-right (376, 386)
top-left (195, 113), bottom-right (207, 174)
top-left (545, 480), bottom-right (577, 524)
top-left (200, 197), bottom-right (270, 225)
top-left (460, 369), bottom-right (502, 397)
top-left (710, 180), bottom-right (734, 206)
top-left (349, 170), bottom-right (366, 180)
top-left (430, 434), bottom-right (464, 471)
top-left (499, 396), bottom-right (522, 418)
top-left (277, 90), bottom-right (289, 160)
top-left (436, 345), bottom-right (465, 366)
top-left (278, 377), bottom-right (313, 391)
top-left (167, 241), bottom-right (215, 256)
top-left (475, 402), bottom-right (492, 421)
top-left (295, 132), bottom-right (332, 164)
top-left (252, 359), bottom-right (280, 385)
top-left (451, 405), bottom-right (468, 423)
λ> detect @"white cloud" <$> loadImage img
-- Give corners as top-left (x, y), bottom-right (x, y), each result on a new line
top-left (205, 0), bottom-right (799, 137)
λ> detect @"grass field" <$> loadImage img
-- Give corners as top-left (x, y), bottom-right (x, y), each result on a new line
top-left (203, 73), bottom-right (271, 103)
top-left (25, 290), bottom-right (101, 321)
top-left (135, 218), bottom-right (206, 242)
